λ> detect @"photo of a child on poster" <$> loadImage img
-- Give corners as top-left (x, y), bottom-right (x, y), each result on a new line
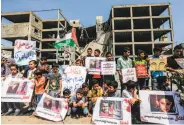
top-left (150, 95), bottom-right (176, 114)
top-left (99, 100), bottom-right (122, 120)
top-left (92, 97), bottom-right (131, 125)
top-left (35, 93), bottom-right (68, 122)
top-left (1, 78), bottom-right (34, 102)
top-left (6, 82), bottom-right (20, 94)
top-left (140, 91), bottom-right (184, 124)
top-left (16, 82), bottom-right (28, 95)
top-left (85, 57), bottom-right (106, 74)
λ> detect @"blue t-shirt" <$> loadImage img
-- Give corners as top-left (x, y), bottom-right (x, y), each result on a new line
top-left (151, 56), bottom-right (164, 78)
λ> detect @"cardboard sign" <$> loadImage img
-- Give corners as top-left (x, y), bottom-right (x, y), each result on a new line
top-left (85, 57), bottom-right (106, 74)
top-left (35, 93), bottom-right (68, 122)
top-left (14, 39), bottom-right (36, 65)
top-left (140, 90), bottom-right (184, 124)
top-left (175, 58), bottom-right (184, 69)
top-left (92, 97), bottom-right (132, 125)
top-left (150, 59), bottom-right (167, 71)
top-left (135, 64), bottom-right (148, 78)
top-left (122, 68), bottom-right (137, 83)
top-left (1, 78), bottom-right (34, 102)
top-left (101, 61), bottom-right (116, 75)
top-left (62, 66), bottom-right (86, 95)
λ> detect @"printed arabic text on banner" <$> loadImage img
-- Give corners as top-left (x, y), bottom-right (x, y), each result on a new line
top-left (101, 61), bottom-right (116, 75)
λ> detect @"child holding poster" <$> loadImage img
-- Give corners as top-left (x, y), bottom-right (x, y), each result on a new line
top-left (133, 49), bottom-right (148, 90)
top-left (45, 63), bottom-right (62, 97)
top-left (4, 64), bottom-right (23, 116)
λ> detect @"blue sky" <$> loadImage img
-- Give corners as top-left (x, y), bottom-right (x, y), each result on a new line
top-left (1, 0), bottom-right (184, 45)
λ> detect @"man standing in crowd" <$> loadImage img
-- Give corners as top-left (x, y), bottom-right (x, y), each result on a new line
top-left (150, 47), bottom-right (164, 90)
top-left (85, 48), bottom-right (94, 89)
top-left (167, 45), bottom-right (184, 73)
top-left (117, 47), bottom-right (133, 93)
top-left (93, 49), bottom-right (103, 87)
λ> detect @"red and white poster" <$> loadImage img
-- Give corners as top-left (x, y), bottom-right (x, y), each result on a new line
top-left (1, 78), bottom-right (34, 102)
top-left (140, 90), bottom-right (184, 124)
top-left (92, 97), bottom-right (132, 125)
top-left (135, 64), bottom-right (148, 78)
top-left (35, 93), bottom-right (68, 122)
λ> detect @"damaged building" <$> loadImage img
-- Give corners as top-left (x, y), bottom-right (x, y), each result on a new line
top-left (1, 3), bottom-right (174, 64)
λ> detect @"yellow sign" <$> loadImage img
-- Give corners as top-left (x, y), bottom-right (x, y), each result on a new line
top-left (150, 59), bottom-right (167, 71)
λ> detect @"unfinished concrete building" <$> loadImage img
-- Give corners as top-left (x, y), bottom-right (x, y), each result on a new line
top-left (1, 9), bottom-right (70, 64)
top-left (1, 3), bottom-right (175, 63)
top-left (111, 3), bottom-right (174, 59)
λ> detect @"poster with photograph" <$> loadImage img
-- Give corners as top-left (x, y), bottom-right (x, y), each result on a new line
top-left (1, 78), bottom-right (34, 102)
top-left (175, 58), bottom-right (184, 69)
top-left (35, 93), bottom-right (68, 122)
top-left (62, 66), bottom-right (86, 95)
top-left (85, 57), bottom-right (106, 74)
top-left (135, 64), bottom-right (148, 78)
top-left (92, 97), bottom-right (131, 125)
top-left (14, 39), bottom-right (36, 66)
top-left (150, 59), bottom-right (167, 71)
top-left (140, 90), bottom-right (184, 124)
top-left (101, 61), bottom-right (116, 75)
top-left (121, 68), bottom-right (137, 83)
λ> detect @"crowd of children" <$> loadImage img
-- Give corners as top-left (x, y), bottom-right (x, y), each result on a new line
top-left (1, 45), bottom-right (183, 123)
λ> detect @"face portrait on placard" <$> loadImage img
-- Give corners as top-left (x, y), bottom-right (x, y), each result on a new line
top-left (150, 95), bottom-right (177, 114)
top-left (16, 82), bottom-right (27, 95)
top-left (89, 59), bottom-right (96, 69)
top-left (6, 81), bottom-right (20, 94)
top-left (43, 97), bottom-right (52, 110)
top-left (51, 100), bottom-right (61, 113)
top-left (99, 100), bottom-right (122, 120)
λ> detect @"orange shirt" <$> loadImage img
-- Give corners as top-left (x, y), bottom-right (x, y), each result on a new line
top-left (35, 76), bottom-right (46, 95)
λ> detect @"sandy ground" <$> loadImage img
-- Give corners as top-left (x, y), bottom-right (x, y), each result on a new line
top-left (1, 116), bottom-right (91, 124)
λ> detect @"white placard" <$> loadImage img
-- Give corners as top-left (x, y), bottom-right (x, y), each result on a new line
top-left (92, 97), bottom-right (132, 125)
top-left (1, 77), bottom-right (34, 102)
top-left (35, 93), bottom-right (68, 122)
top-left (140, 90), bottom-right (184, 124)
top-left (121, 68), bottom-right (137, 83)
top-left (14, 39), bottom-right (36, 65)
top-left (62, 66), bottom-right (86, 95)
top-left (101, 61), bottom-right (116, 75)
top-left (85, 57), bottom-right (106, 74)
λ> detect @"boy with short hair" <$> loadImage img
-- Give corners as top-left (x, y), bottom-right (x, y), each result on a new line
top-left (71, 88), bottom-right (88, 118)
top-left (45, 63), bottom-right (62, 97)
top-left (103, 80), bottom-right (110, 97)
top-left (27, 60), bottom-right (37, 80)
top-left (107, 81), bottom-right (121, 97)
top-left (63, 89), bottom-right (72, 116)
top-left (88, 79), bottom-right (103, 113)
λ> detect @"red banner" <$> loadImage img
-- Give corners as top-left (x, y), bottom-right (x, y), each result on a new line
top-left (135, 64), bottom-right (148, 78)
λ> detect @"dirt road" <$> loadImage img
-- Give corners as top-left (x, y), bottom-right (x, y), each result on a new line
top-left (2, 116), bottom-right (91, 124)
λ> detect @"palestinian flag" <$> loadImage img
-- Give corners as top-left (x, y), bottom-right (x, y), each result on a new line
top-left (55, 27), bottom-right (79, 49)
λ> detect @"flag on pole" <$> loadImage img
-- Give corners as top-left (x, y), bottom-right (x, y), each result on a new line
top-left (55, 27), bottom-right (79, 49)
